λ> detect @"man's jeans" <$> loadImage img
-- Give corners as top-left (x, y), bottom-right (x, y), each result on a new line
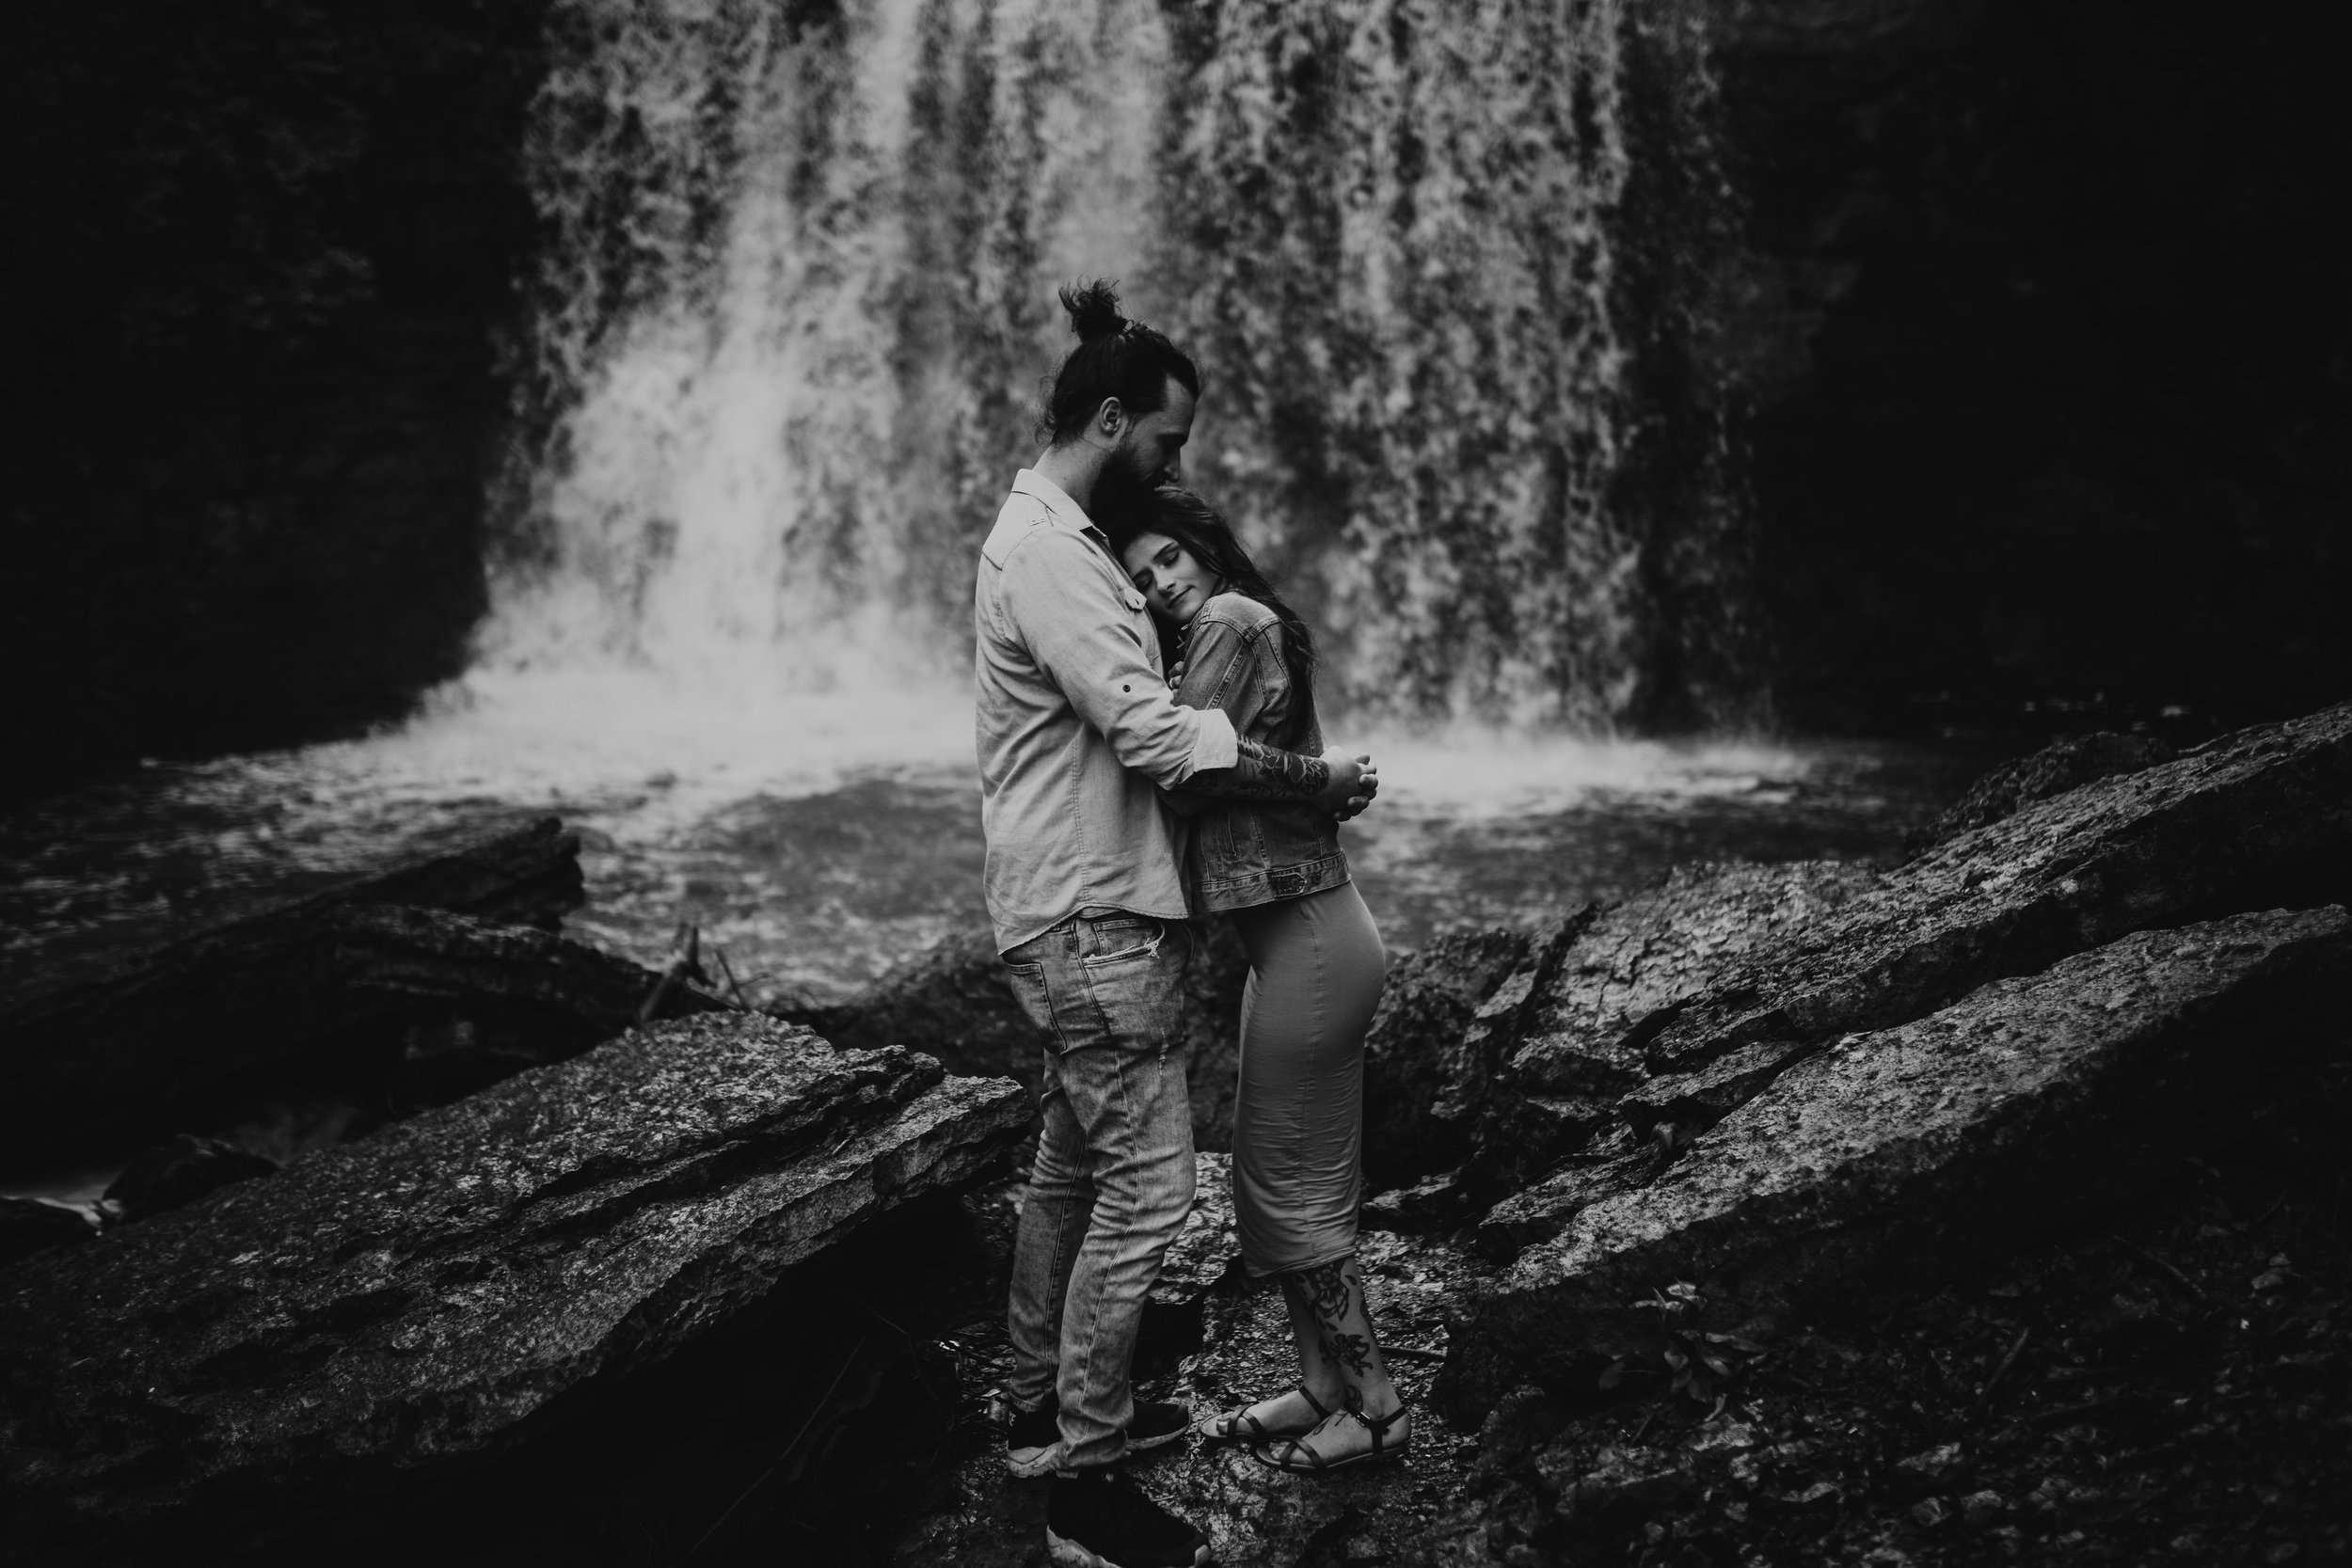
top-left (1001, 910), bottom-right (1198, 1471)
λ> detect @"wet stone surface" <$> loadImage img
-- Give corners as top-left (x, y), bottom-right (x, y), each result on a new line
top-left (892, 1214), bottom-right (1503, 1568)
top-left (1444, 906), bottom-right (2352, 1415)
top-left (0, 1016), bottom-right (1026, 1554)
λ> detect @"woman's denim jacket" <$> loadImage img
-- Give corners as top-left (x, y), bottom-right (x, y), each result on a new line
top-left (1165, 593), bottom-right (1350, 913)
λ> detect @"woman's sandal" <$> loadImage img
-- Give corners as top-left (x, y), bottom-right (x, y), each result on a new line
top-left (1255, 1404), bottom-right (1411, 1474)
top-left (1199, 1385), bottom-right (1331, 1447)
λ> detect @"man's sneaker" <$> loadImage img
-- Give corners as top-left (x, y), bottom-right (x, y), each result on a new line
top-left (994, 1393), bottom-right (1193, 1473)
top-left (1046, 1465), bottom-right (1212, 1568)
top-left (990, 1389), bottom-right (1062, 1478)
top-left (1127, 1399), bottom-right (1192, 1453)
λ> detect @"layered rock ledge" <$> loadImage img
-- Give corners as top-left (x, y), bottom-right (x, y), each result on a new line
top-left (0, 1015), bottom-right (1025, 1551)
top-left (1438, 905), bottom-right (2352, 1417)
top-left (1420, 703), bottom-right (2352, 1234)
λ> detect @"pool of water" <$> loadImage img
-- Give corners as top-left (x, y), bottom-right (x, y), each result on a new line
top-left (0, 686), bottom-right (1997, 1010)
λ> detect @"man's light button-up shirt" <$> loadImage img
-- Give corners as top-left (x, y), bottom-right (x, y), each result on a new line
top-left (973, 468), bottom-right (1239, 954)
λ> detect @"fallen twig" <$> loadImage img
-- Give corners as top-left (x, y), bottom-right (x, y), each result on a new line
top-left (1979, 1326), bottom-right (2031, 1401)
top-left (2249, 1184), bottom-right (2294, 1228)
top-left (637, 923), bottom-right (702, 1025)
top-left (712, 948), bottom-right (752, 1010)
top-left (2112, 1234), bottom-right (2211, 1306)
top-left (1382, 1343), bottom-right (1447, 1364)
top-left (2033, 1394), bottom-right (2126, 1426)
top-left (686, 1335), bottom-right (869, 1560)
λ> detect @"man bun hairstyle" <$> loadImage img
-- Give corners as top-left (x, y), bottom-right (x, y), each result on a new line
top-left (1062, 279), bottom-right (1128, 341)
top-left (1041, 279), bottom-right (1201, 444)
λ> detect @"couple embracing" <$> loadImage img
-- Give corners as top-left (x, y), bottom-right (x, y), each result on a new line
top-left (975, 282), bottom-right (1407, 1568)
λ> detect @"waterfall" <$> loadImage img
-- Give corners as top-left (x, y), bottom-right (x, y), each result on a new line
top-left (471, 0), bottom-right (1761, 733)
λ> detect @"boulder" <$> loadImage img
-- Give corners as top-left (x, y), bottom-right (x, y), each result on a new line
top-left (1640, 704), bottom-right (2352, 1075)
top-left (1507, 862), bottom-right (1883, 1097)
top-left (1152, 1151), bottom-right (1241, 1307)
top-left (101, 1134), bottom-right (278, 1223)
top-left (1438, 906), bottom-right (2352, 1419)
top-left (1363, 1167), bottom-right (1473, 1233)
top-left (1360, 920), bottom-right (1579, 1189)
top-left (1471, 1129), bottom-right (1653, 1263)
top-left (0, 1015), bottom-right (1026, 1551)
top-left (1467, 862), bottom-right (1880, 1194)
top-left (1460, 704), bottom-right (2352, 1205)
top-left (0, 818), bottom-right (595, 1160)
top-left (1904, 732), bottom-right (2177, 854)
top-left (336, 903), bottom-right (731, 1103)
top-left (0, 1198), bottom-right (91, 1268)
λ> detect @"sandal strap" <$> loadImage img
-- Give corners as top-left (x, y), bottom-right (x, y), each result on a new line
top-left (1259, 1404), bottom-right (1413, 1473)
top-left (1356, 1403), bottom-right (1407, 1455)
top-left (1214, 1386), bottom-right (1329, 1444)
top-left (1270, 1433), bottom-right (1330, 1472)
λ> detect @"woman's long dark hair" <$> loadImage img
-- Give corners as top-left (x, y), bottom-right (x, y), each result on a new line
top-left (1108, 486), bottom-right (1319, 715)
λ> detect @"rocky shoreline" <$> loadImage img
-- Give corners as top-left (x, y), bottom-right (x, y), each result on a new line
top-left (3, 705), bottom-right (2348, 1562)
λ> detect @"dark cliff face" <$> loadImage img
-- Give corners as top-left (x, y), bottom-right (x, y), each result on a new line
top-left (1, 0), bottom-right (548, 792)
top-left (1705, 0), bottom-right (2352, 732)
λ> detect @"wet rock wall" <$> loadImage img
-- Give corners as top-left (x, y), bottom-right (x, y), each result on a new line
top-left (2, 1), bottom-right (549, 787)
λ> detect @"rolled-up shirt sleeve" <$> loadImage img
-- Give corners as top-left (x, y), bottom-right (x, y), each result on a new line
top-left (1187, 708), bottom-right (1237, 775)
top-left (1001, 530), bottom-right (1232, 788)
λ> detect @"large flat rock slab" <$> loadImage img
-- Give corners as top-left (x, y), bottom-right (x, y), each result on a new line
top-left (1643, 703), bottom-right (2352, 1071)
top-left (1508, 861), bottom-right (1883, 1097)
top-left (0, 1016), bottom-right (1026, 1549)
top-left (1464, 862), bottom-right (1882, 1194)
top-left (1439, 906), bottom-right (2352, 1418)
top-left (1452, 704), bottom-right (2352, 1207)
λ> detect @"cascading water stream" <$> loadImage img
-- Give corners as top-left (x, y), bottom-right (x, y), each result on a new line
top-left (6, 0), bottom-right (1867, 1022)
top-left (467, 0), bottom-right (1758, 738)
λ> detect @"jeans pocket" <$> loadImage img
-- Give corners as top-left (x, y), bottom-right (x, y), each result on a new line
top-left (1078, 920), bottom-right (1190, 1053)
top-left (1077, 919), bottom-right (1164, 968)
top-left (1001, 953), bottom-right (1061, 1048)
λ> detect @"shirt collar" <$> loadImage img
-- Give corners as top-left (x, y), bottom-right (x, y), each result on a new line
top-left (1011, 468), bottom-right (1101, 539)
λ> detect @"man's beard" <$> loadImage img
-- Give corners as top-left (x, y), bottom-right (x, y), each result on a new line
top-left (1088, 443), bottom-right (1160, 532)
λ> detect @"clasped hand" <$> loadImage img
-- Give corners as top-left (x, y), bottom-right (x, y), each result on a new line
top-left (1318, 749), bottom-right (1379, 820)
top-left (1168, 659), bottom-right (1378, 820)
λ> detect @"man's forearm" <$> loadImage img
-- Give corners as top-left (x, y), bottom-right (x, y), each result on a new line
top-left (1185, 737), bottom-right (1330, 801)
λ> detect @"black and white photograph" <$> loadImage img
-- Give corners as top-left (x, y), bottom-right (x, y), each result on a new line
top-left (4, 1), bottom-right (2347, 1563)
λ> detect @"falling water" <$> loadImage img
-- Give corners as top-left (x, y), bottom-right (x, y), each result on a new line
top-left (1, 0), bottom-right (1833, 1032)
top-left (469, 0), bottom-right (1761, 734)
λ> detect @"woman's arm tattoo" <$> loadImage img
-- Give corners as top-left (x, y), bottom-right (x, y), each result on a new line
top-left (1186, 737), bottom-right (1329, 801)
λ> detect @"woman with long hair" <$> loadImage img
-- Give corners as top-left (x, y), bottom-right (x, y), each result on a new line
top-left (1106, 485), bottom-right (1408, 1473)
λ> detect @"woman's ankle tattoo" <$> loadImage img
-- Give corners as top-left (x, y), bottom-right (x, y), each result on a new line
top-left (1295, 1259), bottom-right (1375, 1386)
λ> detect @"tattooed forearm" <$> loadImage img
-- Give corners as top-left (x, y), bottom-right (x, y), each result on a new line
top-left (1186, 737), bottom-right (1331, 801)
